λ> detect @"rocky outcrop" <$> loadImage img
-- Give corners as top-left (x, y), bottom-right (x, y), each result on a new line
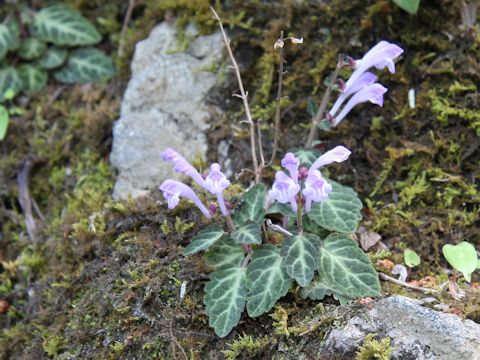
top-left (110, 23), bottom-right (224, 199)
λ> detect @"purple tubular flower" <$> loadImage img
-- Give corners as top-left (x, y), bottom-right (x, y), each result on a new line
top-left (267, 171), bottom-right (300, 212)
top-left (159, 179), bottom-right (211, 219)
top-left (332, 84), bottom-right (387, 127)
top-left (302, 170), bottom-right (333, 212)
top-left (346, 41), bottom-right (404, 91)
top-left (329, 72), bottom-right (377, 117)
top-left (281, 152), bottom-right (300, 183)
top-left (161, 148), bottom-right (206, 188)
top-left (204, 163), bottom-right (231, 216)
top-left (310, 145), bottom-right (352, 171)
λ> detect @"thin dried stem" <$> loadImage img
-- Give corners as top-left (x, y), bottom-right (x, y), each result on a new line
top-left (118, 0), bottom-right (136, 58)
top-left (267, 31), bottom-right (285, 166)
top-left (379, 273), bottom-right (439, 294)
top-left (257, 120), bottom-right (265, 170)
top-left (211, 7), bottom-right (261, 183)
top-left (305, 56), bottom-right (343, 148)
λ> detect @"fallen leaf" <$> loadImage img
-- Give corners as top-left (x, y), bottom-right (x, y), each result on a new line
top-left (358, 226), bottom-right (382, 251)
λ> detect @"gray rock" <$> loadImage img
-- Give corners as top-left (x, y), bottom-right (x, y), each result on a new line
top-left (110, 22), bottom-right (224, 199)
top-left (321, 295), bottom-right (480, 360)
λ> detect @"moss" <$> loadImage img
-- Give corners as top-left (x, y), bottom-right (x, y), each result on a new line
top-left (222, 333), bottom-right (271, 360)
top-left (356, 333), bottom-right (393, 360)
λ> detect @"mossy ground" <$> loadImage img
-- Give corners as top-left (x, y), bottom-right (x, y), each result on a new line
top-left (1, 0), bottom-right (479, 359)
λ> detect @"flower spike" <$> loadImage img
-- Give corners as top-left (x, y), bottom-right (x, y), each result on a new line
top-left (161, 148), bottom-right (206, 188)
top-left (302, 170), bottom-right (333, 212)
top-left (204, 163), bottom-right (231, 216)
top-left (267, 171), bottom-right (300, 212)
top-left (159, 179), bottom-right (211, 219)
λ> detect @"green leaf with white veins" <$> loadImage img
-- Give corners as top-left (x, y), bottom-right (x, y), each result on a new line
top-left (0, 24), bottom-right (14, 60)
top-left (231, 221), bottom-right (262, 245)
top-left (18, 65), bottom-right (47, 93)
top-left (281, 233), bottom-right (321, 287)
top-left (30, 5), bottom-right (101, 46)
top-left (318, 233), bottom-right (381, 298)
top-left (204, 266), bottom-right (247, 337)
top-left (184, 225), bottom-right (225, 255)
top-left (308, 181), bottom-right (362, 233)
top-left (54, 48), bottom-right (115, 84)
top-left (204, 237), bottom-right (245, 270)
top-left (0, 67), bottom-right (23, 102)
top-left (233, 184), bottom-right (266, 226)
top-left (37, 47), bottom-right (68, 70)
top-left (18, 38), bottom-right (47, 60)
top-left (246, 245), bottom-right (292, 317)
top-left (300, 275), bottom-right (354, 305)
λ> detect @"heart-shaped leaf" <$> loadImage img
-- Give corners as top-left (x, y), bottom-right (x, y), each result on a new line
top-left (233, 184), bottom-right (266, 226)
top-left (231, 220), bottom-right (262, 245)
top-left (18, 38), bottom-right (47, 60)
top-left (280, 233), bottom-right (320, 287)
top-left (18, 65), bottom-right (48, 93)
top-left (318, 233), bottom-right (381, 298)
top-left (54, 48), bottom-right (115, 84)
top-left (37, 47), bottom-right (68, 70)
top-left (300, 276), bottom-right (354, 305)
top-left (204, 265), bottom-right (246, 337)
top-left (246, 245), bottom-right (292, 317)
top-left (204, 237), bottom-right (245, 270)
top-left (183, 225), bottom-right (225, 255)
top-left (404, 248), bottom-right (421, 268)
top-left (0, 67), bottom-right (23, 102)
top-left (307, 181), bottom-right (363, 233)
top-left (30, 4), bottom-right (101, 46)
top-left (442, 242), bottom-right (478, 282)
top-left (0, 24), bottom-right (15, 60)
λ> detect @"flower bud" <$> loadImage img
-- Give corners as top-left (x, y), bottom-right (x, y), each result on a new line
top-left (298, 166), bottom-right (309, 181)
top-left (208, 203), bottom-right (217, 215)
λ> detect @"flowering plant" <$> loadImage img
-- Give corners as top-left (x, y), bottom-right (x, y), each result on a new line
top-left (159, 19), bottom-right (403, 337)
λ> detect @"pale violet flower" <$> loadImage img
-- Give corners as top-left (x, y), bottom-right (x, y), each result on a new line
top-left (204, 163), bottom-right (231, 216)
top-left (328, 40), bottom-right (403, 127)
top-left (159, 179), bottom-right (211, 219)
top-left (310, 145), bottom-right (352, 171)
top-left (161, 148), bottom-right (206, 188)
top-left (302, 170), bottom-right (333, 212)
top-left (281, 152), bottom-right (300, 183)
top-left (267, 171), bottom-right (300, 212)
top-left (332, 84), bottom-right (387, 127)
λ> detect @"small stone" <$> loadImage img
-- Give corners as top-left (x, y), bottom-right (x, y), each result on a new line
top-left (0, 299), bottom-right (9, 314)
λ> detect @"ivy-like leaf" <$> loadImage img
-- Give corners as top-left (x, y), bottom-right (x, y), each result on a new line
top-left (204, 237), bottom-right (245, 270)
top-left (307, 181), bottom-right (362, 233)
top-left (0, 24), bottom-right (14, 60)
top-left (280, 233), bottom-right (321, 287)
top-left (231, 221), bottom-right (262, 245)
top-left (246, 245), bottom-right (292, 317)
top-left (318, 233), bottom-right (381, 298)
top-left (0, 105), bottom-right (9, 140)
top-left (37, 47), bottom-right (68, 69)
top-left (18, 38), bottom-right (47, 60)
top-left (18, 65), bottom-right (47, 93)
top-left (265, 202), bottom-right (296, 218)
top-left (184, 225), bottom-right (225, 255)
top-left (293, 148), bottom-right (321, 167)
top-left (30, 4), bottom-right (102, 46)
top-left (204, 266), bottom-right (247, 337)
top-left (300, 276), bottom-right (354, 305)
top-left (303, 216), bottom-right (331, 238)
top-left (54, 48), bottom-right (115, 84)
top-left (233, 184), bottom-right (266, 226)
top-left (0, 67), bottom-right (23, 102)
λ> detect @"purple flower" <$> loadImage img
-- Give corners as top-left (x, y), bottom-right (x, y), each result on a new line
top-left (204, 163), bottom-right (231, 216)
top-left (161, 148), bottom-right (206, 188)
top-left (302, 170), bottom-right (333, 212)
top-left (159, 179), bottom-right (211, 219)
top-left (310, 145), bottom-right (351, 171)
top-left (331, 84), bottom-right (387, 127)
top-left (267, 171), bottom-right (300, 212)
top-left (281, 152), bottom-right (300, 183)
top-left (328, 41), bottom-right (403, 126)
top-left (346, 41), bottom-right (403, 90)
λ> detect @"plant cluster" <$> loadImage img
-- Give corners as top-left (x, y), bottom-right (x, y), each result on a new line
top-left (160, 28), bottom-right (405, 337)
top-left (0, 4), bottom-right (115, 139)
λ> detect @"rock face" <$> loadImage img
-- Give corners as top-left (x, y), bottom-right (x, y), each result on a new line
top-left (110, 23), bottom-right (223, 199)
top-left (320, 295), bottom-right (480, 359)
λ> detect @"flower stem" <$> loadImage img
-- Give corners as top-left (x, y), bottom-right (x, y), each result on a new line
top-left (296, 201), bottom-right (303, 235)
